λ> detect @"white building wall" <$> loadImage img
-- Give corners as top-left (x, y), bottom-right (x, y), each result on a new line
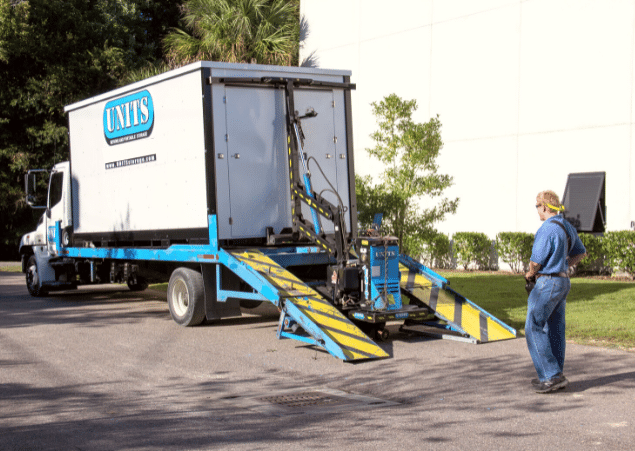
top-left (301, 0), bottom-right (635, 239)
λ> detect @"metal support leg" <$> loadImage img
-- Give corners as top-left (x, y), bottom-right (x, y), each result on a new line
top-left (276, 303), bottom-right (320, 346)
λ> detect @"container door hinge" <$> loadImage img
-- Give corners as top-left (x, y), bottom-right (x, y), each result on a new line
top-left (229, 217), bottom-right (233, 225)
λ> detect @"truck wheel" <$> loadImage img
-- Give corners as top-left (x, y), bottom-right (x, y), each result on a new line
top-left (168, 268), bottom-right (205, 326)
top-left (127, 276), bottom-right (148, 292)
top-left (375, 327), bottom-right (390, 342)
top-left (26, 255), bottom-right (48, 297)
top-left (239, 300), bottom-right (263, 309)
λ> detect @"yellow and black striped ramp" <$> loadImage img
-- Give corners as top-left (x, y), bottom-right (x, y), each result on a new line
top-left (399, 263), bottom-right (516, 343)
top-left (229, 250), bottom-right (389, 361)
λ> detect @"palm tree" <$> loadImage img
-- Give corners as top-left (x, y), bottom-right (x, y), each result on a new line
top-left (164, 0), bottom-right (299, 66)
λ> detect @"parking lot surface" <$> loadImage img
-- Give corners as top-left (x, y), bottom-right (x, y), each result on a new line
top-left (1, 271), bottom-right (634, 450)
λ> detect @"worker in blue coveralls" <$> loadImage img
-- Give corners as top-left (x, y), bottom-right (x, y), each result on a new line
top-left (524, 190), bottom-right (586, 394)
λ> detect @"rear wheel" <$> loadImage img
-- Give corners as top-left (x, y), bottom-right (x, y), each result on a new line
top-left (239, 300), bottom-right (263, 309)
top-left (127, 275), bottom-right (148, 292)
top-left (26, 255), bottom-right (48, 297)
top-left (167, 267), bottom-right (205, 326)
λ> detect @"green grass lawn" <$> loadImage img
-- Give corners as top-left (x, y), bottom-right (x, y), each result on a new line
top-left (149, 283), bottom-right (168, 291)
top-left (438, 271), bottom-right (635, 350)
top-left (0, 264), bottom-right (22, 273)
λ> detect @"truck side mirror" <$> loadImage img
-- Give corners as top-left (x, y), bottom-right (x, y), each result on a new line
top-left (25, 169), bottom-right (48, 209)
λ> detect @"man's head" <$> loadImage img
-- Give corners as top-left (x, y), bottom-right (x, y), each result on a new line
top-left (536, 190), bottom-right (564, 221)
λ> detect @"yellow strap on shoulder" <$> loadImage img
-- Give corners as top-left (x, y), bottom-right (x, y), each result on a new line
top-left (546, 203), bottom-right (565, 212)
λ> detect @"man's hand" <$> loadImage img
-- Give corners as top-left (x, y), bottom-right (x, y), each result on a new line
top-left (525, 261), bottom-right (541, 281)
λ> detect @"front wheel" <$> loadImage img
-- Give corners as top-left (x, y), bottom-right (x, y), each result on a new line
top-left (26, 255), bottom-right (48, 297)
top-left (167, 267), bottom-right (205, 326)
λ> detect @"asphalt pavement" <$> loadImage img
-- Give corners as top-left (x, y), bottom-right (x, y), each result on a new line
top-left (1, 270), bottom-right (634, 450)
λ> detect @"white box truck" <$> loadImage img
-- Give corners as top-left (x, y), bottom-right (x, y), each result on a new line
top-left (20, 61), bottom-right (516, 361)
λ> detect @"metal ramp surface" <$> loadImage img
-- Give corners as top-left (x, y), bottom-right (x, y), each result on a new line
top-left (229, 250), bottom-right (389, 361)
top-left (399, 255), bottom-right (516, 343)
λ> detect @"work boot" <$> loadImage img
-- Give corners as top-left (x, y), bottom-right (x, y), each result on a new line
top-left (531, 373), bottom-right (566, 387)
top-left (534, 375), bottom-right (569, 393)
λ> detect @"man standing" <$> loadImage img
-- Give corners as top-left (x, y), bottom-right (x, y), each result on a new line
top-left (525, 190), bottom-right (586, 393)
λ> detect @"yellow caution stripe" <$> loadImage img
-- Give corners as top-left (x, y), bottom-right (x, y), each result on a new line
top-left (230, 250), bottom-right (388, 359)
top-left (292, 298), bottom-right (384, 359)
top-left (399, 264), bottom-right (516, 343)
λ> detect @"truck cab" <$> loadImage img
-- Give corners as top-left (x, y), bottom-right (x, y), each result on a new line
top-left (20, 162), bottom-right (73, 295)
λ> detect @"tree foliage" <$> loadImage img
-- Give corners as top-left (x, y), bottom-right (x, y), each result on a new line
top-left (0, 0), bottom-right (180, 260)
top-left (164, 0), bottom-right (300, 67)
top-left (0, 0), bottom-right (304, 260)
top-left (356, 94), bottom-right (459, 257)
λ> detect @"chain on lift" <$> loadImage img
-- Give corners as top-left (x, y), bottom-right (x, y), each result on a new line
top-left (383, 236), bottom-right (388, 306)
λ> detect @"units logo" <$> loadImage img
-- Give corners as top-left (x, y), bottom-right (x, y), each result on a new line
top-left (373, 250), bottom-right (396, 259)
top-left (103, 90), bottom-right (154, 145)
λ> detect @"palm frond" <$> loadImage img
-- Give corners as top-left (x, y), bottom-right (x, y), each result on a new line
top-left (163, 0), bottom-right (299, 65)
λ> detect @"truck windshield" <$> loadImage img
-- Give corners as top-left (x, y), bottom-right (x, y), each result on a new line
top-left (48, 172), bottom-right (64, 208)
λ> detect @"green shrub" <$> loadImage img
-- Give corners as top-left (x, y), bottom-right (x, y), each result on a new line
top-left (419, 230), bottom-right (635, 275)
top-left (577, 233), bottom-right (606, 273)
top-left (420, 232), bottom-right (453, 269)
top-left (495, 232), bottom-right (534, 274)
top-left (452, 232), bottom-right (492, 270)
top-left (602, 231), bottom-right (635, 276)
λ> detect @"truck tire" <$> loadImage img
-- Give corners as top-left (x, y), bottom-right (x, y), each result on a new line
top-left (167, 267), bottom-right (205, 326)
top-left (26, 255), bottom-right (48, 297)
top-left (127, 276), bottom-right (148, 292)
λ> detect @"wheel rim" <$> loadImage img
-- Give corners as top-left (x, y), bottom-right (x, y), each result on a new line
top-left (171, 279), bottom-right (189, 317)
top-left (27, 263), bottom-right (38, 289)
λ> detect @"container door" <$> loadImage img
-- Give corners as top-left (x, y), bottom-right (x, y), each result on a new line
top-left (294, 89), bottom-right (340, 233)
top-left (223, 86), bottom-right (291, 239)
